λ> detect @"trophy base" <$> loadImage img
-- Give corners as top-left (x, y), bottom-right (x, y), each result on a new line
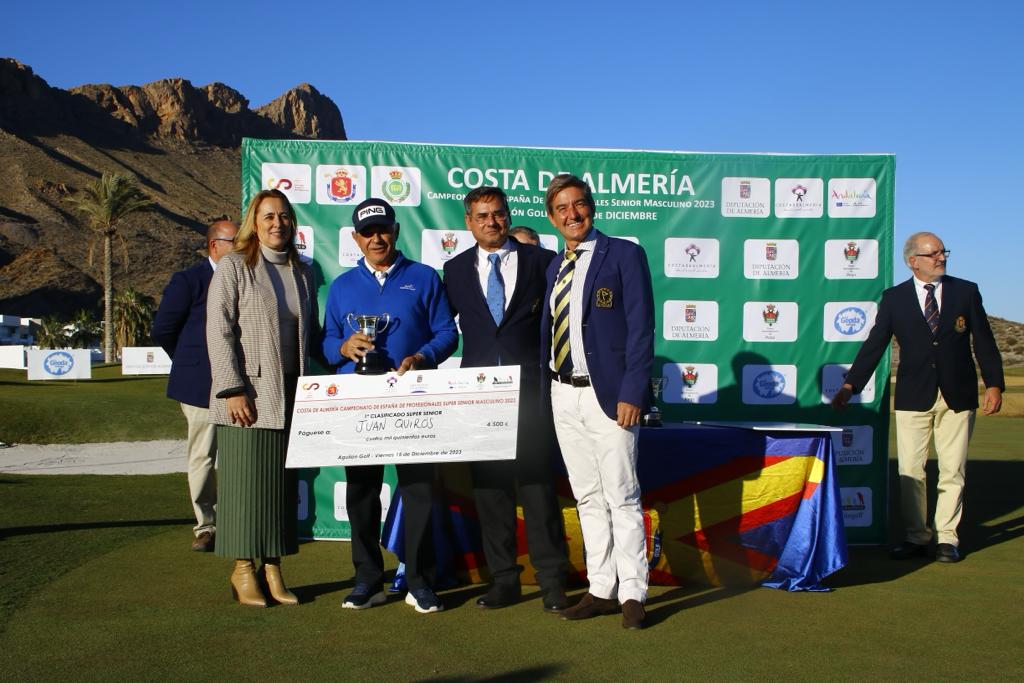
top-left (354, 355), bottom-right (388, 376)
top-left (641, 412), bottom-right (663, 428)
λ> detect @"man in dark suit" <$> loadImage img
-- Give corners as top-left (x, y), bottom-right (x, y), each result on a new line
top-left (442, 187), bottom-right (569, 613)
top-left (152, 217), bottom-right (238, 552)
top-left (540, 174), bottom-right (655, 629)
top-left (833, 231), bottom-right (1003, 563)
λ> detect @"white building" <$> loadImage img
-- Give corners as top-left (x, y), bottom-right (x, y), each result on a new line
top-left (0, 315), bottom-right (37, 346)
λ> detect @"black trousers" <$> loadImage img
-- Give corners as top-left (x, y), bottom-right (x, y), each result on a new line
top-left (471, 404), bottom-right (568, 592)
top-left (345, 462), bottom-right (435, 591)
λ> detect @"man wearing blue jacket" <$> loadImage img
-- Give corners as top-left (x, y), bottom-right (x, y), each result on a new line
top-left (540, 174), bottom-right (655, 630)
top-left (323, 197), bottom-right (457, 614)
top-left (152, 217), bottom-right (238, 552)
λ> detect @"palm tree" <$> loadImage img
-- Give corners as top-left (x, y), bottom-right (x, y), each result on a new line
top-left (65, 172), bottom-right (155, 362)
top-left (36, 316), bottom-right (69, 349)
top-left (68, 309), bottom-right (101, 349)
top-left (113, 287), bottom-right (156, 357)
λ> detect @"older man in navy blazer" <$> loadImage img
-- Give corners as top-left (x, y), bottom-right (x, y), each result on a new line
top-left (541, 174), bottom-right (655, 629)
top-left (833, 231), bottom-right (1003, 564)
top-left (152, 217), bottom-right (238, 552)
top-left (443, 187), bottom-right (569, 613)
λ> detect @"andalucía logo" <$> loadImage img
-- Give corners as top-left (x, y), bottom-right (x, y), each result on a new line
top-left (834, 306), bottom-right (867, 335)
top-left (842, 428), bottom-right (855, 447)
top-left (328, 169), bottom-right (356, 203)
top-left (762, 304), bottom-right (779, 326)
top-left (381, 169), bottom-right (411, 203)
top-left (685, 304), bottom-right (697, 323)
top-left (43, 351), bottom-right (74, 375)
top-left (327, 384), bottom-right (338, 397)
top-left (685, 243), bottom-right (701, 262)
top-left (752, 370), bottom-right (786, 399)
top-left (844, 241), bottom-right (860, 263)
top-left (441, 232), bottom-right (459, 255)
top-left (765, 242), bottom-right (777, 261)
top-left (831, 188), bottom-right (872, 206)
top-left (682, 366), bottom-right (699, 388)
top-left (791, 184), bottom-right (807, 202)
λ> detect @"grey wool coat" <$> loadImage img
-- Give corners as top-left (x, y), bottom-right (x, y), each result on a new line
top-left (206, 250), bottom-right (318, 430)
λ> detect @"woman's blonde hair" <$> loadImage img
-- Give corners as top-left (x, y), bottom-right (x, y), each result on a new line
top-left (235, 189), bottom-right (300, 267)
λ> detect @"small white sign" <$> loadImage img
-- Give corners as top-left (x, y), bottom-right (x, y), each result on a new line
top-left (832, 426), bottom-right (874, 466)
top-left (743, 239), bottom-right (799, 280)
top-left (828, 178), bottom-right (877, 218)
top-left (294, 225), bottom-right (315, 263)
top-left (27, 349), bottom-right (92, 380)
top-left (121, 347), bottom-right (172, 375)
top-left (261, 162), bottom-right (311, 204)
top-left (823, 302), bottom-right (878, 342)
top-left (315, 164), bottom-right (367, 205)
top-left (742, 301), bottom-right (799, 342)
top-left (821, 364), bottom-right (876, 404)
top-left (420, 228), bottom-right (475, 269)
top-left (824, 239), bottom-right (879, 279)
top-left (664, 237), bottom-right (720, 278)
top-left (721, 177), bottom-right (771, 218)
top-left (741, 364), bottom-right (797, 405)
top-left (662, 362), bottom-right (718, 404)
top-left (774, 178), bottom-right (824, 218)
top-left (841, 487), bottom-right (873, 527)
top-left (663, 301), bottom-right (719, 341)
top-left (371, 166), bottom-right (422, 207)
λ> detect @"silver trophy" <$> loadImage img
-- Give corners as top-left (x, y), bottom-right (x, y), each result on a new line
top-left (346, 313), bottom-right (391, 375)
top-left (642, 377), bottom-right (666, 427)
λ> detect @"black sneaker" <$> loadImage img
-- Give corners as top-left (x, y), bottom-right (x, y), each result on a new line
top-left (405, 587), bottom-right (444, 613)
top-left (342, 583), bottom-right (386, 610)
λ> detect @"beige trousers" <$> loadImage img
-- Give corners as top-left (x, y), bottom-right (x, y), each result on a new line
top-left (180, 402), bottom-right (217, 535)
top-left (894, 393), bottom-right (975, 547)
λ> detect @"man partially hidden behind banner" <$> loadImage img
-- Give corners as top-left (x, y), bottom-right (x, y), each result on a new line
top-left (442, 187), bottom-right (569, 612)
top-left (322, 198), bottom-right (458, 613)
top-left (833, 232), bottom-right (1003, 563)
top-left (540, 174), bottom-right (655, 629)
top-left (152, 216), bottom-right (238, 552)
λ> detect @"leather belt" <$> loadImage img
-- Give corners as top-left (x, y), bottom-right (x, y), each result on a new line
top-left (550, 370), bottom-right (591, 387)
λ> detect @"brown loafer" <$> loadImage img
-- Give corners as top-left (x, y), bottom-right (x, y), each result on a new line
top-left (560, 593), bottom-right (620, 621)
top-left (191, 531), bottom-right (215, 552)
top-left (621, 599), bottom-right (646, 630)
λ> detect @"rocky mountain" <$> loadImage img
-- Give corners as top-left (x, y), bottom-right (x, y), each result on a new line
top-left (0, 58), bottom-right (345, 317)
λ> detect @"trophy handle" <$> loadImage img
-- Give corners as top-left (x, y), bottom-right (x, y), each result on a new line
top-left (377, 313), bottom-right (391, 333)
top-left (345, 313), bottom-right (359, 333)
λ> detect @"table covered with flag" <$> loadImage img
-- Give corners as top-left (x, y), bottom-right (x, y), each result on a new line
top-left (384, 422), bottom-right (847, 592)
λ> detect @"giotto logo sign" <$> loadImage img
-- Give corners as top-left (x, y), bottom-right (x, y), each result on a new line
top-left (742, 364), bottom-right (797, 405)
top-left (663, 301), bottom-right (719, 341)
top-left (823, 302), bottom-right (877, 342)
top-left (261, 162), bottom-right (311, 204)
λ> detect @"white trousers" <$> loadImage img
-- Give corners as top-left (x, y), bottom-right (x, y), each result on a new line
top-left (181, 402), bottom-right (217, 535)
top-left (894, 392), bottom-right (975, 547)
top-left (550, 380), bottom-right (648, 603)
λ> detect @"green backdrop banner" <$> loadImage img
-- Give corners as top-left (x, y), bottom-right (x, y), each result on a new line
top-left (242, 139), bottom-right (894, 543)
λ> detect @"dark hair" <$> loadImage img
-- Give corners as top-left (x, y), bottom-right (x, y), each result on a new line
top-left (544, 174), bottom-right (595, 216)
top-left (463, 186), bottom-right (510, 216)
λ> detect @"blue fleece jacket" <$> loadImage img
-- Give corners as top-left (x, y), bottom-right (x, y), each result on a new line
top-left (323, 253), bottom-right (458, 373)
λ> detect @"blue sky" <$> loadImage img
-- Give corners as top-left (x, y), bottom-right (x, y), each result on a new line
top-left (4, 1), bottom-right (1021, 321)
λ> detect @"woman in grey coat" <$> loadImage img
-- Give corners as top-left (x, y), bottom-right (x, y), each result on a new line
top-left (206, 188), bottom-right (318, 607)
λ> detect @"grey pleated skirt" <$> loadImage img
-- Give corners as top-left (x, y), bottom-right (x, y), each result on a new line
top-left (214, 425), bottom-right (298, 558)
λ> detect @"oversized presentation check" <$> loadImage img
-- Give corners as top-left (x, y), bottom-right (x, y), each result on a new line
top-left (285, 366), bottom-right (520, 468)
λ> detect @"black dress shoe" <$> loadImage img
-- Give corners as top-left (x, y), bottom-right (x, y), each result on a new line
top-left (621, 599), bottom-right (646, 630)
top-left (541, 588), bottom-right (568, 613)
top-left (889, 541), bottom-right (928, 560)
top-left (560, 593), bottom-right (620, 621)
top-left (476, 584), bottom-right (521, 609)
top-left (935, 543), bottom-right (961, 563)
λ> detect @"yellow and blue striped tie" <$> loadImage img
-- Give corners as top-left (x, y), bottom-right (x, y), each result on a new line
top-left (552, 250), bottom-right (578, 375)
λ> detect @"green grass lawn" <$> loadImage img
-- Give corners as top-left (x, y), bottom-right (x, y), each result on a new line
top-left (1, 418), bottom-right (1022, 681)
top-left (0, 365), bottom-right (184, 444)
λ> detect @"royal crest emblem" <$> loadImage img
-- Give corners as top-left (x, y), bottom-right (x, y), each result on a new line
top-left (762, 304), bottom-right (779, 326)
top-left (682, 366), bottom-right (699, 388)
top-left (685, 304), bottom-right (697, 323)
top-left (596, 287), bottom-right (613, 308)
top-left (441, 232), bottom-right (459, 255)
top-left (327, 384), bottom-right (338, 397)
top-left (381, 169), bottom-right (411, 203)
top-left (954, 315), bottom-right (967, 333)
top-left (328, 169), bottom-right (356, 202)
top-left (765, 242), bottom-right (778, 261)
top-left (844, 241), bottom-right (860, 263)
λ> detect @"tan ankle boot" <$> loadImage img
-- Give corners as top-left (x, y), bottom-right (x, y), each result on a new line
top-left (230, 559), bottom-right (267, 607)
top-left (262, 558), bottom-right (298, 605)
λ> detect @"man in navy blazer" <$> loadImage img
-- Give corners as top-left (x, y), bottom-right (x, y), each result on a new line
top-left (152, 217), bottom-right (238, 552)
top-left (833, 232), bottom-right (1003, 563)
top-left (442, 187), bottom-right (569, 613)
top-left (540, 175), bottom-right (654, 629)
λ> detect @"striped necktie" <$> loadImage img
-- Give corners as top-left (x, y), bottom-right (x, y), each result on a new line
top-left (924, 283), bottom-right (939, 335)
top-left (552, 250), bottom-right (578, 376)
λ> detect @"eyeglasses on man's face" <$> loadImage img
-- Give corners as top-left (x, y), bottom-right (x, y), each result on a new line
top-left (914, 249), bottom-right (950, 259)
top-left (471, 210), bottom-right (508, 225)
top-left (211, 237), bottom-right (235, 244)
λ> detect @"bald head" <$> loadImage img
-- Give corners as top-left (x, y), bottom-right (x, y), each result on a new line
top-left (904, 231), bottom-right (947, 283)
top-left (207, 219), bottom-right (239, 263)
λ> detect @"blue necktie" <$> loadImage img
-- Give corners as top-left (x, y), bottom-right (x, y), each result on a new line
top-left (486, 253), bottom-right (505, 326)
